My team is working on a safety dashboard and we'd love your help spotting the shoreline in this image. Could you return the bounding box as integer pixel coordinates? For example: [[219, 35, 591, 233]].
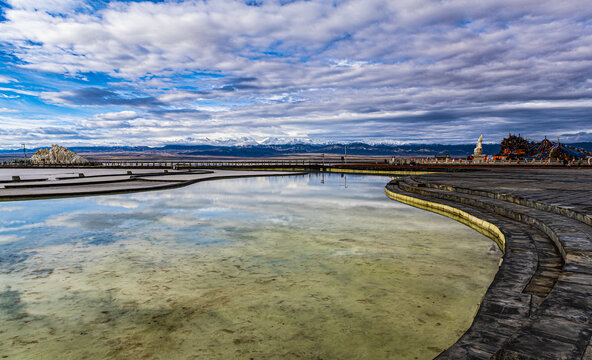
[[387, 169, 592, 359]]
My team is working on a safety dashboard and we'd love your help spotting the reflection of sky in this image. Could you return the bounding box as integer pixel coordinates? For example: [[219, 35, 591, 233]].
[[0, 174, 449, 271], [0, 173, 502, 360]]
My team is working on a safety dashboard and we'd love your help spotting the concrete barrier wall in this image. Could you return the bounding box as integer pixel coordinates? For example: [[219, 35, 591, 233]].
[[385, 186, 506, 252]]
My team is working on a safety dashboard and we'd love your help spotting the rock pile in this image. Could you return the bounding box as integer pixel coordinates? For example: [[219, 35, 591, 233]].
[[30, 145, 88, 164]]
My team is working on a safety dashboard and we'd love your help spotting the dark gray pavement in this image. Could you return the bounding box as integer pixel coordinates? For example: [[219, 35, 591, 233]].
[[387, 168, 592, 359]]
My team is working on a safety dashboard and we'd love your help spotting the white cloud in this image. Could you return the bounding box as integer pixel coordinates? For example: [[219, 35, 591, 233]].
[[0, 206, 24, 212], [0, 234, 22, 244], [0, 75, 16, 83], [94, 198, 141, 209], [157, 91, 200, 103], [493, 100, 592, 110], [7, 0, 82, 12], [0, 87, 39, 96], [93, 110, 139, 121], [3, 0, 586, 80], [0, 107, 19, 113]]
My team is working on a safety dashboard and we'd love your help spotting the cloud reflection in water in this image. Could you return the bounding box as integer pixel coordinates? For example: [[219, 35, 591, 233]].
[[0, 174, 501, 360]]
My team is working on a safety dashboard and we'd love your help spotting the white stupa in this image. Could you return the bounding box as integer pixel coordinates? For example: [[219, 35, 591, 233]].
[[474, 135, 483, 157]]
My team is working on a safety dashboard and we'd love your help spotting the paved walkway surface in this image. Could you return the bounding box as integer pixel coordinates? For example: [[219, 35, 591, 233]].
[[387, 168, 592, 359], [421, 169, 592, 221], [0, 169, 304, 200], [0, 168, 169, 181]]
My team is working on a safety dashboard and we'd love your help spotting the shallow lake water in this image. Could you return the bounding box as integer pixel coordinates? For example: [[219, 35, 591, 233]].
[[0, 173, 501, 360]]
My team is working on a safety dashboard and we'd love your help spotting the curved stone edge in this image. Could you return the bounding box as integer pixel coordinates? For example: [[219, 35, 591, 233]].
[[385, 186, 506, 252], [397, 178, 571, 262], [386, 182, 543, 359], [413, 176, 592, 228], [392, 177, 592, 359], [403, 176, 592, 273]]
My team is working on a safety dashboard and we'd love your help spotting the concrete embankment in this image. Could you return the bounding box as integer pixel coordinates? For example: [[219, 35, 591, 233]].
[[0, 169, 306, 201], [386, 169, 592, 359]]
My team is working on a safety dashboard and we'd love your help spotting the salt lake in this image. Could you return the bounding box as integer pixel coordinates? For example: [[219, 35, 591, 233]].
[[0, 173, 501, 359]]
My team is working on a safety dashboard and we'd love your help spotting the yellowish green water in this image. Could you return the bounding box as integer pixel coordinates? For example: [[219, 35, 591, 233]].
[[0, 174, 501, 359]]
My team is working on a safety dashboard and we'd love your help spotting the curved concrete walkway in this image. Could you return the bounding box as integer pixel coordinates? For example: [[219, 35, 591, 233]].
[[0, 169, 306, 201], [386, 169, 592, 359]]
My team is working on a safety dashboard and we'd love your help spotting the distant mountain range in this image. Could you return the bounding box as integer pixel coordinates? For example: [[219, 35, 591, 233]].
[[2, 142, 592, 158]]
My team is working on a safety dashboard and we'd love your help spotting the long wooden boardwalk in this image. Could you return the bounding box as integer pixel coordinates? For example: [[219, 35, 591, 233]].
[[387, 169, 592, 359]]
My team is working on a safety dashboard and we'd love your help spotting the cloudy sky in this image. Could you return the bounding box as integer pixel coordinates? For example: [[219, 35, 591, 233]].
[[0, 0, 591, 148]]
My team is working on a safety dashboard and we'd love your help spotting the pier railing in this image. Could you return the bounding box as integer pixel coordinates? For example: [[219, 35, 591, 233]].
[[0, 157, 589, 168], [99, 159, 342, 168]]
